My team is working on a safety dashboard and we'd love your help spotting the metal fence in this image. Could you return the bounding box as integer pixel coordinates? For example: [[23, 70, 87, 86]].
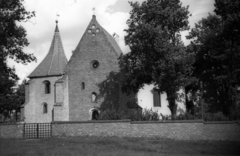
[[23, 123, 52, 138]]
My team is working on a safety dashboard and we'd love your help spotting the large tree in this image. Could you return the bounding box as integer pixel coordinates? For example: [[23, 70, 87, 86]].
[[187, 0, 240, 119], [119, 0, 195, 118], [0, 0, 36, 116]]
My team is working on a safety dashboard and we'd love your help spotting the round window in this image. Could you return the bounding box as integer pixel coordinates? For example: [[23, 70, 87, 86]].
[[90, 60, 99, 69], [96, 29, 100, 33], [88, 29, 92, 33], [92, 25, 96, 29], [92, 33, 96, 37]]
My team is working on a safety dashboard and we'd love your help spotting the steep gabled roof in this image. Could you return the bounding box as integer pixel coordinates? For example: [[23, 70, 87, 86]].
[[101, 24, 122, 56], [28, 22, 68, 78], [76, 15, 122, 56]]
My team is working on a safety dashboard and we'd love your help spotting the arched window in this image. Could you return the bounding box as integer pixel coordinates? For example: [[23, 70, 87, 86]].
[[43, 103, 48, 113], [82, 82, 85, 90], [91, 92, 97, 102], [43, 80, 51, 94]]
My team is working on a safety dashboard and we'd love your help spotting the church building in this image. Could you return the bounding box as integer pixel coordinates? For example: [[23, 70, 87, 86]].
[[22, 14, 186, 123], [22, 15, 131, 123]]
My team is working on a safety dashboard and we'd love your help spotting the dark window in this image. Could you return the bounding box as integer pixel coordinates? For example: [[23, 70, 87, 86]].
[[153, 89, 161, 107], [90, 60, 99, 69], [91, 92, 97, 102], [82, 82, 85, 90], [43, 103, 48, 113], [43, 81, 51, 94]]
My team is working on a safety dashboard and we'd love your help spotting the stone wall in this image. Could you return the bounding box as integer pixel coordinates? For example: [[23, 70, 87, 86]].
[[65, 16, 122, 121], [24, 76, 62, 123], [52, 120, 240, 141], [1, 121, 240, 140], [0, 124, 23, 138]]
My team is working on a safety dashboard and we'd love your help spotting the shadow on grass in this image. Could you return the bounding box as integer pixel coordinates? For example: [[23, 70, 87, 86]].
[[1, 137, 240, 156]]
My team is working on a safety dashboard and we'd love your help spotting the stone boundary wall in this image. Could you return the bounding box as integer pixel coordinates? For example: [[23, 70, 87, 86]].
[[51, 120, 240, 141], [1, 120, 240, 140], [0, 123, 23, 138]]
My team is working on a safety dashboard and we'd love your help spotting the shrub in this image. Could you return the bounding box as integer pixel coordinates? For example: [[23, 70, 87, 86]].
[[98, 109, 126, 120], [127, 109, 159, 121], [204, 112, 229, 121]]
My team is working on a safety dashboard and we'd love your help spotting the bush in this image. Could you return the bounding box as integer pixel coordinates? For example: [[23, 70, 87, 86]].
[[204, 112, 229, 121], [98, 109, 126, 120], [127, 109, 159, 121], [99, 108, 160, 121], [172, 112, 231, 121]]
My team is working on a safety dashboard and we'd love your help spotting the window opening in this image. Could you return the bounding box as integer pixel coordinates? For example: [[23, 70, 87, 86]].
[[43, 103, 48, 113], [90, 60, 99, 69], [91, 92, 97, 102], [153, 89, 161, 107], [43, 81, 51, 94], [82, 82, 85, 90]]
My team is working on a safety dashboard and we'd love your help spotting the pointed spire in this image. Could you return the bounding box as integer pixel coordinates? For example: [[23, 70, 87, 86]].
[[55, 14, 60, 32], [28, 20, 67, 78], [55, 20, 59, 32]]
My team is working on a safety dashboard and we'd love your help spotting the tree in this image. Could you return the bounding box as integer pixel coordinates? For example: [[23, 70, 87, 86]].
[[0, 79, 27, 121], [119, 0, 195, 118], [187, 0, 240, 119], [0, 0, 36, 117]]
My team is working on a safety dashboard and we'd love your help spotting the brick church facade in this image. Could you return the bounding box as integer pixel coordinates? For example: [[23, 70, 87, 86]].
[[22, 15, 136, 123]]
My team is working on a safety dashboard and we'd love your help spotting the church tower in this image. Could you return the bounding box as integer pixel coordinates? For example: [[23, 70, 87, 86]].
[[22, 21, 67, 123], [63, 15, 122, 121]]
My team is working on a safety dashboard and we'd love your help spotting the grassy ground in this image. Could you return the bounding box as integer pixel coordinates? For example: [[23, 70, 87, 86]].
[[0, 136, 240, 156]]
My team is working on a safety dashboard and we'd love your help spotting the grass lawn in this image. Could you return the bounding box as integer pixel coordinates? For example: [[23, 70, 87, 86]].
[[0, 136, 240, 156]]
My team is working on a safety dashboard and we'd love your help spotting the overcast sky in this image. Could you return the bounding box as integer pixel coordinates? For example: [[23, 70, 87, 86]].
[[8, 0, 215, 84]]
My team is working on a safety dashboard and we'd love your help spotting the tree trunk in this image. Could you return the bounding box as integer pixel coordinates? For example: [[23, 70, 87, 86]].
[[166, 91, 177, 119]]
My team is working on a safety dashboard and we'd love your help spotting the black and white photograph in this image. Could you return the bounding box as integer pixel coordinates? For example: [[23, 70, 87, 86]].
[[0, 0, 240, 155]]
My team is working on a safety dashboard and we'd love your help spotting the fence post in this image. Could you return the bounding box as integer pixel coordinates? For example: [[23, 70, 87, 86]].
[[23, 123, 25, 138], [37, 124, 39, 138], [50, 123, 52, 137]]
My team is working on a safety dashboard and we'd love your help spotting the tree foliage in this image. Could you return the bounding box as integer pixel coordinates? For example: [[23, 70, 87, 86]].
[[0, 0, 36, 116], [187, 0, 240, 119], [119, 0, 195, 117], [0, 79, 26, 118]]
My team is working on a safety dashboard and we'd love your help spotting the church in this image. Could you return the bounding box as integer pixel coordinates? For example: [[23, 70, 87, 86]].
[[22, 14, 186, 123], [22, 15, 136, 123]]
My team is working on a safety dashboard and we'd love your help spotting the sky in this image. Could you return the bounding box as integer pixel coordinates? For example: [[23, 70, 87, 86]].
[[8, 0, 215, 84]]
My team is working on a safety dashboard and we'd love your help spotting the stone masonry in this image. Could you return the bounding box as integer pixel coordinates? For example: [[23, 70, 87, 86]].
[[64, 15, 122, 121]]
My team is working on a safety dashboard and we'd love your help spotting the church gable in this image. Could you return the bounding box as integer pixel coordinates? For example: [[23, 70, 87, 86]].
[[65, 15, 123, 121], [65, 15, 121, 73]]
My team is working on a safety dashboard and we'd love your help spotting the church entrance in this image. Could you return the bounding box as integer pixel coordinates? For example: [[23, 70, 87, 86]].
[[92, 110, 99, 120]]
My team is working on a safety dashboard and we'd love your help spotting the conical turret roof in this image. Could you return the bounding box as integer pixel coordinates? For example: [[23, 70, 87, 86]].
[[29, 21, 68, 78]]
